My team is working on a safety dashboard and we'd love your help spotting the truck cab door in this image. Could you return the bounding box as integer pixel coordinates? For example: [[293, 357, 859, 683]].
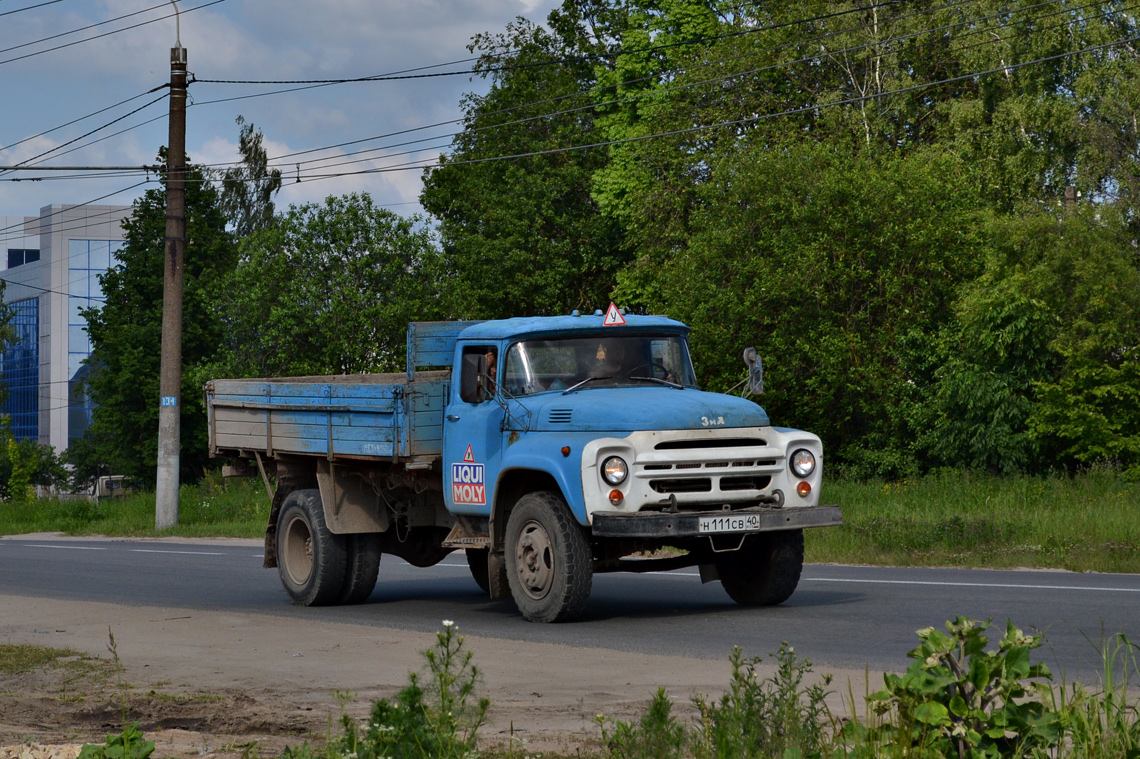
[[443, 343, 505, 516]]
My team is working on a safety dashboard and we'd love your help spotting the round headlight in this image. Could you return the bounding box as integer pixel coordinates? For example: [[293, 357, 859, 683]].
[[601, 456, 628, 485], [790, 449, 816, 478]]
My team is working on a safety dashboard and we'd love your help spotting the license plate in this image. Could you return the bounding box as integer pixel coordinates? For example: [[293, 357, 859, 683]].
[[698, 513, 762, 534]]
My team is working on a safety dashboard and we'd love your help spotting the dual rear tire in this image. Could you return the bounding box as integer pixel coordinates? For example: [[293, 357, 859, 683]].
[[276, 489, 379, 606]]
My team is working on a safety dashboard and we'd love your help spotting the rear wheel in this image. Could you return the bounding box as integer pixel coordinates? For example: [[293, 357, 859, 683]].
[[716, 529, 804, 606], [505, 491, 592, 623], [466, 548, 490, 595], [276, 489, 347, 606], [338, 533, 381, 604]]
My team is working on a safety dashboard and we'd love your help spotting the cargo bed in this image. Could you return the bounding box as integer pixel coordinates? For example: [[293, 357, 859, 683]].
[[205, 371, 450, 464]]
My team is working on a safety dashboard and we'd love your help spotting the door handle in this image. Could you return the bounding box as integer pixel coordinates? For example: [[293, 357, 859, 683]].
[[446, 414, 460, 421]]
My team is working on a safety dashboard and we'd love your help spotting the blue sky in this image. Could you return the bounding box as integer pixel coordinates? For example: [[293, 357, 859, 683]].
[[0, 0, 560, 221]]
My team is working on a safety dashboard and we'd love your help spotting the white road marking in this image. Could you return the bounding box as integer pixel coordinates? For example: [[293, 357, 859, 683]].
[[21, 544, 223, 556], [805, 577, 1140, 593], [131, 549, 226, 556]]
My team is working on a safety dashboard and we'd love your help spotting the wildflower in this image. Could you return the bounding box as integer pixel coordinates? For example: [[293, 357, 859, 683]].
[[442, 619, 455, 627]]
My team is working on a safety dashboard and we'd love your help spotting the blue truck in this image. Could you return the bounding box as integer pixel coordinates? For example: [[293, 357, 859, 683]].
[[205, 312, 841, 622]]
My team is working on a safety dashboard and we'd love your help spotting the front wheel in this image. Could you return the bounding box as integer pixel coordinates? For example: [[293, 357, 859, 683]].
[[716, 529, 804, 606], [505, 491, 592, 623], [276, 489, 348, 606]]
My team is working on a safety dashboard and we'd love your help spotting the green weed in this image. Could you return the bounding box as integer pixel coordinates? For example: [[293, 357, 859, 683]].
[[0, 643, 82, 675], [78, 630, 154, 759], [282, 620, 489, 759]]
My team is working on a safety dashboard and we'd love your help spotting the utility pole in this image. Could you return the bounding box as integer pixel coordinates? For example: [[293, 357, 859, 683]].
[[156, 3, 186, 529]]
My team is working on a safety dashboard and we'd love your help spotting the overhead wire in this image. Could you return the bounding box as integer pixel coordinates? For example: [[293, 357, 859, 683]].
[[181, 0, 985, 173], [0, 86, 167, 155], [192, 0, 910, 86], [15, 0, 1112, 187], [188, 0, 1079, 176], [1, 1, 1126, 203], [0, 0, 66, 18], [280, 32, 1139, 184], [0, 0, 228, 66], [0, 94, 168, 176], [245, 0, 1121, 178], [0, 179, 150, 240]]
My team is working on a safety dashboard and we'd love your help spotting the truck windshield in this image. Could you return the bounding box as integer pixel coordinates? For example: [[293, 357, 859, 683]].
[[502, 334, 697, 396]]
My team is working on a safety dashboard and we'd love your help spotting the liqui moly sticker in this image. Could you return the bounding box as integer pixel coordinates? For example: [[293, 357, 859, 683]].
[[451, 452, 486, 505]]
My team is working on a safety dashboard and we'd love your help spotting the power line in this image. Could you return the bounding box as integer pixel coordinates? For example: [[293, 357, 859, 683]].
[[0, 0, 228, 66], [0, 94, 168, 175], [182, 0, 983, 172], [283, 32, 1139, 184], [255, 0, 1118, 178], [0, 0, 66, 18], [190, 0, 1072, 176], [1, 85, 166, 155], [12, 0, 1113, 191], [2, 1, 1123, 201], [0, 205, 135, 247], [11, 0, 1098, 184], [5, 112, 169, 174], [192, 1, 909, 87], [0, 180, 149, 237]]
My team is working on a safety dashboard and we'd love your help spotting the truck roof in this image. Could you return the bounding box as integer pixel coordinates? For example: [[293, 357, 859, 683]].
[[457, 313, 690, 342]]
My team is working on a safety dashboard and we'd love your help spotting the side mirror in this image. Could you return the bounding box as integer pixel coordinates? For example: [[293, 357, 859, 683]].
[[743, 347, 763, 396]]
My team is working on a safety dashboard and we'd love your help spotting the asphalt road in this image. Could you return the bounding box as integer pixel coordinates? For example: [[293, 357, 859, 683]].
[[3, 536, 1138, 681]]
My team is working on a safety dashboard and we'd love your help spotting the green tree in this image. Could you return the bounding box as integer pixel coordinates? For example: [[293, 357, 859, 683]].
[[81, 151, 235, 486], [420, 10, 625, 318], [0, 416, 69, 500], [218, 116, 282, 239], [210, 193, 444, 378], [914, 210, 1140, 476]]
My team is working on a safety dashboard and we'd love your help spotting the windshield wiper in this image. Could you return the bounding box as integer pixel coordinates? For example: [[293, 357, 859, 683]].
[[629, 375, 684, 389], [562, 376, 611, 395]]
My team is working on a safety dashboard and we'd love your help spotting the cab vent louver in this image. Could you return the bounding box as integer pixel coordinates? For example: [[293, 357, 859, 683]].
[[547, 409, 573, 424]]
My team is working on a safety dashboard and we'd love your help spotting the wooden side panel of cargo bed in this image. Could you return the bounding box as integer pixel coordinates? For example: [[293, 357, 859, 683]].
[[208, 376, 404, 459]]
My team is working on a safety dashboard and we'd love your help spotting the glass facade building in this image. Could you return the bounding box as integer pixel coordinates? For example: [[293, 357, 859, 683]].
[[0, 204, 130, 452], [67, 239, 122, 441], [1, 298, 40, 440]]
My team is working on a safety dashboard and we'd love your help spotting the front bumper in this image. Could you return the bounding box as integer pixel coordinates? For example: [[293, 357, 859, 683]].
[[591, 504, 842, 538]]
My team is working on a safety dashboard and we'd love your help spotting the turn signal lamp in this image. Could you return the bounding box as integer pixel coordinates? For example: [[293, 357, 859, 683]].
[[796, 481, 812, 498], [609, 489, 624, 505], [561, 446, 571, 457]]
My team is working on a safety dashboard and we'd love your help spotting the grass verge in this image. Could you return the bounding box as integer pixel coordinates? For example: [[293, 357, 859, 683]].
[[808, 467, 1140, 573], [0, 472, 269, 538]]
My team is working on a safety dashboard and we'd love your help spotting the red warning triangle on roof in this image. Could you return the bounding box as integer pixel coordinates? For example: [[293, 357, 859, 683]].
[[603, 302, 626, 327], [463, 444, 475, 462]]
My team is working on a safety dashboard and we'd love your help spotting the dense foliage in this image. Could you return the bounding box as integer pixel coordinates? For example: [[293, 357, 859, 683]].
[[420, 0, 1140, 477], [209, 194, 445, 378]]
